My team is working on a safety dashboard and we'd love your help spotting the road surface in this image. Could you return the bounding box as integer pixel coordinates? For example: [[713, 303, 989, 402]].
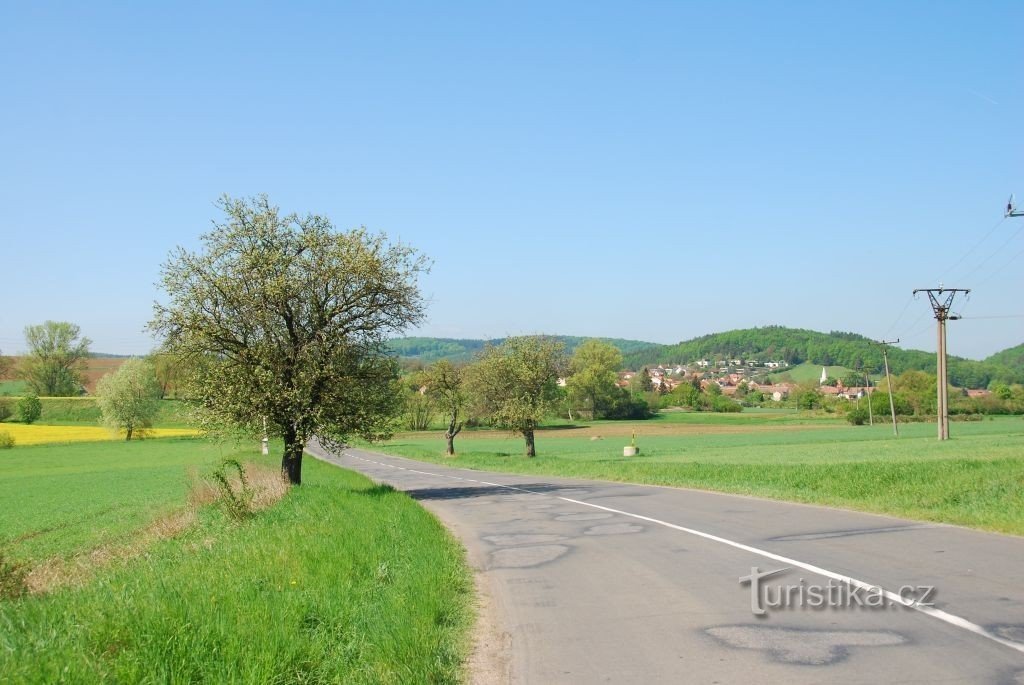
[[308, 442, 1024, 684]]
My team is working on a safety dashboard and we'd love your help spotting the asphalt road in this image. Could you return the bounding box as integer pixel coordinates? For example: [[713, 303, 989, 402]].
[[308, 442, 1024, 684]]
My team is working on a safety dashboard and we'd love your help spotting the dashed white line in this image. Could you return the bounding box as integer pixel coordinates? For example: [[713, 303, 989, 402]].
[[320, 446, 1024, 658]]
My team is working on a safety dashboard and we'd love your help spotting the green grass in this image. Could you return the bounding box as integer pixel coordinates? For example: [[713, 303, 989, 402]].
[[0, 380, 27, 397], [768, 361, 855, 383], [0, 398, 195, 428], [0, 444, 473, 684], [372, 416, 1024, 535], [0, 438, 222, 563]]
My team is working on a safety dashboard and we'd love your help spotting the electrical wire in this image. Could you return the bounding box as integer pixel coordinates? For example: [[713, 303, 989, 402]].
[[939, 216, 1007, 283]]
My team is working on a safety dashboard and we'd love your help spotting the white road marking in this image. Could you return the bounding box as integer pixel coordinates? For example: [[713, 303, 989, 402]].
[[319, 446, 1024, 658]]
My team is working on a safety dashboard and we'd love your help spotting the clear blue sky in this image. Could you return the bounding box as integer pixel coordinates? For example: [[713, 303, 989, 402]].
[[1, 1, 1021, 360]]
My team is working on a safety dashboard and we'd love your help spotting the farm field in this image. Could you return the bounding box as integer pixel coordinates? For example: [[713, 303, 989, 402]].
[[373, 413, 1024, 535], [0, 397, 195, 427], [0, 423, 199, 446], [767, 361, 858, 383], [0, 439, 473, 683]]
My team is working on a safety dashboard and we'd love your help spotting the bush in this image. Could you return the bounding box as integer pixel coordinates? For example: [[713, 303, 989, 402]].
[[211, 458, 254, 521], [847, 406, 869, 426], [0, 399, 11, 421], [604, 390, 652, 419], [0, 432, 13, 449], [17, 395, 41, 424]]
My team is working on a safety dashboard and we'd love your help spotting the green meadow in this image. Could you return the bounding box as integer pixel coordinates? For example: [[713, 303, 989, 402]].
[[0, 440, 473, 684], [374, 414, 1024, 535]]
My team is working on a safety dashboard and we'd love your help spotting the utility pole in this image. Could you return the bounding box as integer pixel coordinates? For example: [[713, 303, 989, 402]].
[[874, 339, 900, 437], [912, 288, 969, 440], [866, 370, 873, 426]]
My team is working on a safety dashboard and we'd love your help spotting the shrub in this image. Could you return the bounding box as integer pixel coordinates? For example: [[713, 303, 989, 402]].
[[17, 395, 41, 424], [0, 432, 13, 449], [0, 399, 11, 421], [211, 458, 254, 521], [847, 405, 870, 426]]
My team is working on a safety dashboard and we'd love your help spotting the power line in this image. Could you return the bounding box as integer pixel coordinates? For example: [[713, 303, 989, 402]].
[[972, 244, 1024, 290], [940, 215, 1007, 282], [956, 217, 1024, 285]]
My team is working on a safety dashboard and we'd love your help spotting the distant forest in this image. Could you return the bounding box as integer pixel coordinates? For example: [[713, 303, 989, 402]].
[[388, 336, 657, 364], [390, 327, 1024, 389]]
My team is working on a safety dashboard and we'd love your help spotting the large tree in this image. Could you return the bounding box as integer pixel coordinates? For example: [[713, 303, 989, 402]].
[[469, 336, 565, 457], [96, 358, 162, 440], [21, 321, 91, 396], [149, 195, 427, 484], [565, 339, 622, 419], [425, 360, 467, 456]]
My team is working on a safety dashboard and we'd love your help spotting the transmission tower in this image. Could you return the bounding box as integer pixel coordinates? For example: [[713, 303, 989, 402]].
[[912, 288, 969, 440]]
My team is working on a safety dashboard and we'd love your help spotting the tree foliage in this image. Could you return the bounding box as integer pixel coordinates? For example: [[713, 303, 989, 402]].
[[565, 339, 622, 419], [17, 394, 41, 424], [424, 360, 468, 455], [96, 358, 163, 440], [149, 195, 427, 484], [21, 321, 91, 396], [468, 336, 566, 457], [402, 371, 435, 431]]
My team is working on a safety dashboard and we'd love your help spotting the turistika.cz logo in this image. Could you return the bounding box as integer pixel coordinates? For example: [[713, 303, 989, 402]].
[[739, 567, 936, 617]]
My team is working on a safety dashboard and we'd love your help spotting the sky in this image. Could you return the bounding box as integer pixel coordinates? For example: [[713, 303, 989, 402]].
[[1, 1, 1021, 360]]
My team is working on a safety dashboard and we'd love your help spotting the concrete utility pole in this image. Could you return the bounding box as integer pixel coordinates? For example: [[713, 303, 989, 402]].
[[912, 289, 969, 440], [874, 339, 900, 437]]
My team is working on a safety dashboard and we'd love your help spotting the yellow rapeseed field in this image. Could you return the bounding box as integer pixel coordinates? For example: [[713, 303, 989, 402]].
[[0, 424, 201, 446]]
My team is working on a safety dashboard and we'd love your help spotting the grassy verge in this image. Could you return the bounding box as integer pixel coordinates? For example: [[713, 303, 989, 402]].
[[1, 444, 474, 683], [373, 416, 1024, 535]]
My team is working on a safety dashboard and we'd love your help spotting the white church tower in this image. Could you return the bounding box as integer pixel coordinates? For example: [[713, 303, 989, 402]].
[[820, 367, 828, 385]]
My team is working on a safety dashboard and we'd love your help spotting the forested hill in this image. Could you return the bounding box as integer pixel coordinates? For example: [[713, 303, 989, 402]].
[[986, 343, 1024, 371], [389, 336, 658, 364], [618, 326, 1023, 388]]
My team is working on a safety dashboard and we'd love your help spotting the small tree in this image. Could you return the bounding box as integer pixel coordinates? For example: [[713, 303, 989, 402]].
[[469, 336, 565, 457], [403, 371, 435, 431], [17, 395, 42, 424], [96, 358, 163, 440], [425, 360, 467, 456], [21, 321, 91, 396], [630, 367, 653, 394], [565, 339, 622, 420]]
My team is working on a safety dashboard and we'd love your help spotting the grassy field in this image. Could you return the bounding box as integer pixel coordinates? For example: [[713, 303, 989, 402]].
[[0, 424, 200, 446], [0, 439, 223, 563], [0, 397, 195, 427], [0, 380, 28, 396], [767, 361, 856, 383], [372, 414, 1024, 535], [0, 440, 473, 683]]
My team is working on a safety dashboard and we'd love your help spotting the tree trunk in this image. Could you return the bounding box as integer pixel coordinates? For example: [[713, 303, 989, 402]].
[[445, 416, 462, 456], [125, 425, 133, 441], [281, 426, 304, 485], [523, 428, 536, 457]]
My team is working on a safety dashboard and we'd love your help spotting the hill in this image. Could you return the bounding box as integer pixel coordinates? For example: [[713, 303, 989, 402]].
[[619, 326, 1023, 389], [389, 336, 658, 364], [986, 343, 1024, 371]]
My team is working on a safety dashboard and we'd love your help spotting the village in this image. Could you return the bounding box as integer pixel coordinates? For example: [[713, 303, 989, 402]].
[[617, 360, 875, 402]]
